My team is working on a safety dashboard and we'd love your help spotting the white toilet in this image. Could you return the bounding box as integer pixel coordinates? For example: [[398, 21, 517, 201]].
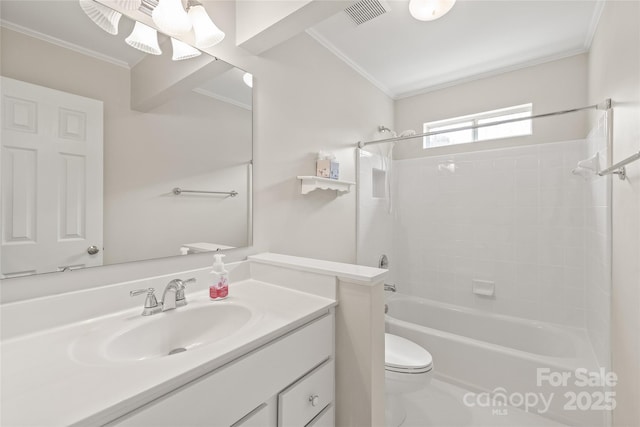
[[385, 333, 433, 427]]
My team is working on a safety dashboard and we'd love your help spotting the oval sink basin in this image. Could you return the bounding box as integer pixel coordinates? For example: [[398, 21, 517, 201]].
[[71, 303, 254, 364]]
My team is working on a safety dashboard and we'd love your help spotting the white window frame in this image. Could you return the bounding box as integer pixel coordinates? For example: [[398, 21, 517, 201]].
[[423, 103, 533, 149]]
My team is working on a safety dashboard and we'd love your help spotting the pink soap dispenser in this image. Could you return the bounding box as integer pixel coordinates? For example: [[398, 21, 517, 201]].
[[209, 253, 229, 300]]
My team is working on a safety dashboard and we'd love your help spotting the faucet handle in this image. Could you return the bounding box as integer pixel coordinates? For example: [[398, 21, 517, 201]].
[[176, 278, 196, 307], [130, 288, 161, 316], [130, 287, 157, 301]]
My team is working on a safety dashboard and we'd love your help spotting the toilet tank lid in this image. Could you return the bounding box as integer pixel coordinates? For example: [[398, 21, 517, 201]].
[[385, 333, 433, 370]]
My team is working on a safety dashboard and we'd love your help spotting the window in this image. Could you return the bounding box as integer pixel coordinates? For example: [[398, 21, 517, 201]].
[[423, 104, 533, 149]]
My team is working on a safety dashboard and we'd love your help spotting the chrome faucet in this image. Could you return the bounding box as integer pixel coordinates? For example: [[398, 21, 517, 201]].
[[161, 278, 196, 311], [130, 278, 196, 316], [384, 283, 396, 292]]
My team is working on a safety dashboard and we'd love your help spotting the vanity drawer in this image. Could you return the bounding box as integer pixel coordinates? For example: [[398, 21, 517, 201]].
[[231, 402, 274, 427], [307, 404, 334, 427], [278, 359, 334, 427]]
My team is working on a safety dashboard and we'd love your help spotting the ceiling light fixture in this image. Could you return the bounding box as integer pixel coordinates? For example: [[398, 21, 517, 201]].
[[114, 0, 142, 10], [187, 0, 225, 49], [408, 0, 456, 21], [152, 0, 192, 36], [242, 72, 253, 88], [171, 37, 202, 60], [79, 0, 122, 35], [125, 21, 162, 55], [79, 0, 224, 61]]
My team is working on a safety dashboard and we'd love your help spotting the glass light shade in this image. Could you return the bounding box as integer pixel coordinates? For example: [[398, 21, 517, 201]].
[[125, 22, 162, 55], [408, 0, 456, 21], [171, 38, 201, 61], [152, 0, 192, 36], [242, 72, 253, 88], [113, 0, 142, 10], [188, 4, 225, 48], [78, 0, 122, 35]]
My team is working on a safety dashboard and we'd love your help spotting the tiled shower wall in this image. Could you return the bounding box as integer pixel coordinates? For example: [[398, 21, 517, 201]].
[[388, 139, 609, 329], [584, 118, 612, 367]]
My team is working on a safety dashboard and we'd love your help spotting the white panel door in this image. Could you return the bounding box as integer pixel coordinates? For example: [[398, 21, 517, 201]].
[[1, 77, 103, 277]]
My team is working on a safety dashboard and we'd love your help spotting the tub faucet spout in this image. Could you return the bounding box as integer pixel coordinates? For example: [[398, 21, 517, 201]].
[[384, 283, 396, 292]]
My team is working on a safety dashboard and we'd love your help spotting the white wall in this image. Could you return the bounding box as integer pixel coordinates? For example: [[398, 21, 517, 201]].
[[394, 54, 588, 160], [587, 1, 640, 425]]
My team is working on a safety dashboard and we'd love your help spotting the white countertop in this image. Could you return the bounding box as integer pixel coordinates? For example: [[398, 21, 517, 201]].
[[248, 253, 387, 284], [1, 280, 336, 426]]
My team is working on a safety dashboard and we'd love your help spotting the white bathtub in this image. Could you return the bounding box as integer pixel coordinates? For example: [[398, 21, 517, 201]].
[[385, 293, 609, 426]]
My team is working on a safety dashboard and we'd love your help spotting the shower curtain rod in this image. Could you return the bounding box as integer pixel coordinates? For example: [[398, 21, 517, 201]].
[[357, 99, 612, 148]]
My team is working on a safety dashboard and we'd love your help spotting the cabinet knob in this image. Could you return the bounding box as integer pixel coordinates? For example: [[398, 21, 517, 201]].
[[309, 394, 320, 407]]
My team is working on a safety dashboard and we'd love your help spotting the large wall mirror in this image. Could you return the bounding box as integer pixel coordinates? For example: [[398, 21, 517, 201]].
[[0, 1, 253, 279]]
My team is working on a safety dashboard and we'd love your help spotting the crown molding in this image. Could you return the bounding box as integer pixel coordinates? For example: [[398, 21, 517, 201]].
[[583, 0, 606, 50], [1, 20, 130, 69], [306, 27, 395, 99]]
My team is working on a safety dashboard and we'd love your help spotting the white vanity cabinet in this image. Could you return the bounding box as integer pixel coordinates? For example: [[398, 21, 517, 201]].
[[109, 312, 335, 427]]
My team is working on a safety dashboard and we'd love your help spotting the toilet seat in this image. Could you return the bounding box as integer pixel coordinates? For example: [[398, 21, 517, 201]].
[[385, 333, 433, 374]]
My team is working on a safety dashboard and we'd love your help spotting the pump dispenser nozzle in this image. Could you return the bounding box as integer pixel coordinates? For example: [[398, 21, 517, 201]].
[[213, 253, 226, 272]]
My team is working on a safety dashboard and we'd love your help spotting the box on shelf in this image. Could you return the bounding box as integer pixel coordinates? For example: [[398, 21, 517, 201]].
[[317, 157, 339, 180]]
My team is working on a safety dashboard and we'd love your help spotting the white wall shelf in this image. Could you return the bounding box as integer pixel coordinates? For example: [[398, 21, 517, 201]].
[[297, 176, 355, 195]]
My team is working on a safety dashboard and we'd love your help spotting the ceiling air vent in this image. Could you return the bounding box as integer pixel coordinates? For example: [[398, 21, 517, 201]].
[[344, 0, 389, 26]]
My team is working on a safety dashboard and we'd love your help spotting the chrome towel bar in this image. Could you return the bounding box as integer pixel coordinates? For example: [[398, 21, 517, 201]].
[[172, 187, 238, 197]]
